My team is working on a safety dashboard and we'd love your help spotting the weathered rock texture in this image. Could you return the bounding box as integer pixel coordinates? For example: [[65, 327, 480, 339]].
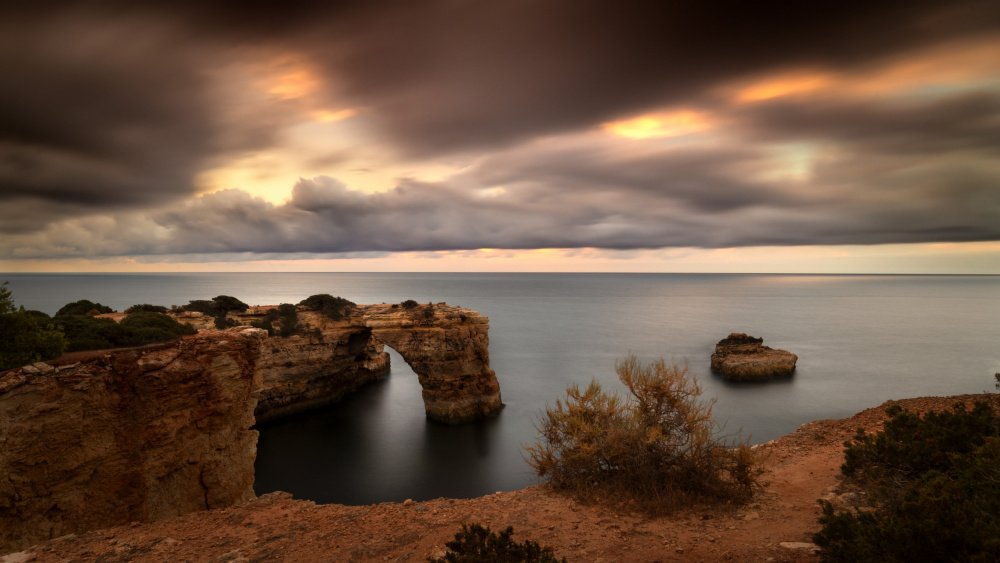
[[710, 333, 797, 381], [361, 304, 503, 424], [236, 304, 502, 424], [0, 328, 266, 554], [253, 326, 389, 424]]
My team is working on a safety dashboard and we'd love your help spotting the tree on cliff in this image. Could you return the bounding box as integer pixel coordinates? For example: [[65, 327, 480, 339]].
[[0, 282, 67, 370]]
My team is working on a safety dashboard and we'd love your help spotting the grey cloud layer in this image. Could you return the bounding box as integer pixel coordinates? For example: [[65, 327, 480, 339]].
[[6, 108, 1000, 259], [2, 1, 999, 255]]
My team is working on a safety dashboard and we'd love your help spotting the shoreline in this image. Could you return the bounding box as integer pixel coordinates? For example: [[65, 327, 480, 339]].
[[7, 393, 996, 563]]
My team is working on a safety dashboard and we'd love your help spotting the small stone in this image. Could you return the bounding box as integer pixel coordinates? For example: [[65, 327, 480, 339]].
[[403, 499, 414, 506], [31, 362, 56, 374], [779, 541, 820, 551]]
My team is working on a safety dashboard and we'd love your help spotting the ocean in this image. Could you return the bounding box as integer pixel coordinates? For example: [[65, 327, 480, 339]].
[[4, 272, 998, 505]]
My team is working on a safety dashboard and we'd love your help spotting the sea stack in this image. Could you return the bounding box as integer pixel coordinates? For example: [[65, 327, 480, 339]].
[[710, 333, 797, 381]]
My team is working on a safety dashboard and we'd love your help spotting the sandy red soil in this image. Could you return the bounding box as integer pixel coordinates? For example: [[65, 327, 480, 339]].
[[5, 394, 994, 563]]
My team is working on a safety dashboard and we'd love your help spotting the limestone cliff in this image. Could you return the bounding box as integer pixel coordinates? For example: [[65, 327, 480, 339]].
[[0, 328, 266, 553], [226, 303, 502, 424], [253, 326, 389, 424], [710, 333, 797, 381], [360, 304, 503, 424]]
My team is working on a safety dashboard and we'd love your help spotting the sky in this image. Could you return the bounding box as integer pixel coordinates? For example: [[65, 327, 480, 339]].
[[2, 1, 999, 273]]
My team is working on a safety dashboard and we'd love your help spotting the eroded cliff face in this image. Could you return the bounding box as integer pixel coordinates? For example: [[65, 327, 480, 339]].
[[254, 325, 389, 424], [360, 304, 503, 424], [0, 328, 266, 554], [233, 304, 502, 425]]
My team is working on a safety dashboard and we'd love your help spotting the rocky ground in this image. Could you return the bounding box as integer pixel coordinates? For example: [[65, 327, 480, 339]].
[[4, 394, 995, 563]]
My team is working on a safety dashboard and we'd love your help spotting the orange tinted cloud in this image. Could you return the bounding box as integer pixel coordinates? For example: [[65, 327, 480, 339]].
[[732, 38, 1000, 103], [736, 72, 833, 102], [603, 110, 710, 139]]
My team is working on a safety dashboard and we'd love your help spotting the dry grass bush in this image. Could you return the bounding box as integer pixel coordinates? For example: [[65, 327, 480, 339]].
[[525, 355, 765, 515]]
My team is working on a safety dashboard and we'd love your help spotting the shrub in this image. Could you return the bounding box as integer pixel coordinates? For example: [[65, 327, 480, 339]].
[[211, 295, 249, 312], [121, 313, 195, 346], [56, 315, 129, 352], [275, 303, 300, 337], [401, 299, 419, 309], [182, 299, 221, 316], [55, 299, 114, 317], [214, 315, 239, 329], [249, 318, 275, 336], [813, 399, 1000, 562], [428, 523, 565, 563], [125, 304, 168, 314], [181, 295, 249, 317], [0, 283, 67, 370], [525, 355, 764, 515], [298, 294, 356, 320]]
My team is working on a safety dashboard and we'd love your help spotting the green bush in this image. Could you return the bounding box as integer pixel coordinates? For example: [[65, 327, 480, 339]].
[[54, 310, 196, 352], [401, 299, 419, 309], [56, 315, 129, 352], [249, 318, 275, 336], [181, 295, 248, 317], [275, 303, 300, 337], [298, 294, 356, 320], [427, 523, 564, 563], [525, 355, 764, 515], [214, 315, 239, 329], [125, 304, 169, 314], [0, 283, 67, 370], [120, 311, 197, 344], [55, 299, 114, 317], [813, 399, 1000, 562]]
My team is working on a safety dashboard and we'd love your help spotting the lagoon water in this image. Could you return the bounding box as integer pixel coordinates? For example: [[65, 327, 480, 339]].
[[4, 273, 999, 505]]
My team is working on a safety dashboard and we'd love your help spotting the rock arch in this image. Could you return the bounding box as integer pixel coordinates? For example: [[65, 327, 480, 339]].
[[366, 312, 503, 424]]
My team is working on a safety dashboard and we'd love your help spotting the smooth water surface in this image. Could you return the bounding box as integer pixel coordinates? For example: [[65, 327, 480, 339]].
[[5, 273, 999, 504]]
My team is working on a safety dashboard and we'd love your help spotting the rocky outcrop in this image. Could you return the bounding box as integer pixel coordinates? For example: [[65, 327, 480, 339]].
[[0, 328, 266, 554], [254, 327, 389, 424], [361, 304, 503, 424], [710, 333, 797, 381], [232, 303, 502, 425]]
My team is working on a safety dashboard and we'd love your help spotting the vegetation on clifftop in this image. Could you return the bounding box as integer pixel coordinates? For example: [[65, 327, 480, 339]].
[[298, 294, 356, 321], [526, 355, 764, 515], [813, 398, 1000, 562], [0, 282, 67, 370], [428, 523, 565, 563]]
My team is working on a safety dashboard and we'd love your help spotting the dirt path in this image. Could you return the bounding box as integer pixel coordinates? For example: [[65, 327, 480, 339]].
[[6, 394, 994, 563]]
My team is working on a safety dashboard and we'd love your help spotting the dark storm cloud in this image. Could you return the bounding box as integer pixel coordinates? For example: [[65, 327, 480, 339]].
[[2, 0, 1000, 255], [6, 121, 999, 259], [0, 5, 295, 234], [295, 0, 1000, 156]]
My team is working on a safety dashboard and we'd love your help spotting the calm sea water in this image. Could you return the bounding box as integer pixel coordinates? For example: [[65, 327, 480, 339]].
[[4, 273, 999, 504]]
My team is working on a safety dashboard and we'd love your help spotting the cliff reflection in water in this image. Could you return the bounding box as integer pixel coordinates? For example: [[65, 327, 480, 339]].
[[254, 348, 519, 505]]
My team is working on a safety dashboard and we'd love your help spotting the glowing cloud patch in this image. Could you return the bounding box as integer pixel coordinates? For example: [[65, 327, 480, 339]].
[[313, 108, 357, 122], [603, 110, 710, 139], [736, 72, 833, 102]]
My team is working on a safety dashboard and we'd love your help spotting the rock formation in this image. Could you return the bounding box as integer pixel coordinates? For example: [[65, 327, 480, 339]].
[[233, 303, 503, 425], [360, 304, 503, 424], [710, 333, 797, 381], [253, 327, 389, 424], [0, 328, 266, 553]]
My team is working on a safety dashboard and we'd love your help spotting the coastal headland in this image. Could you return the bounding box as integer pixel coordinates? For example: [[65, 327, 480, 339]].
[[6, 394, 994, 562], [0, 302, 502, 553]]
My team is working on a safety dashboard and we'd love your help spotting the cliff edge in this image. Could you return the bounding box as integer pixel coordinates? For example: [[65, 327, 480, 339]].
[[0, 328, 266, 553]]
